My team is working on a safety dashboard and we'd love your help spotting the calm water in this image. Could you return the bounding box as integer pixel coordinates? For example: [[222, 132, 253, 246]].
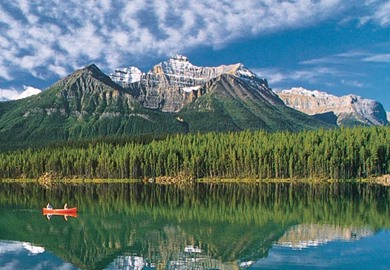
[[0, 182, 389, 270]]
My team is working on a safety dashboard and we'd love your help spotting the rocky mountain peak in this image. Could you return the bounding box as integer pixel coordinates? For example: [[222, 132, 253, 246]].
[[150, 55, 258, 82], [277, 87, 388, 126], [59, 64, 123, 93], [110, 56, 269, 112], [111, 55, 260, 87], [85, 63, 101, 73], [110, 66, 144, 85]]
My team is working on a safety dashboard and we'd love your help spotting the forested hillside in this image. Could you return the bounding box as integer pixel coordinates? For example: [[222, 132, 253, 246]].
[[0, 126, 388, 181], [0, 62, 332, 151]]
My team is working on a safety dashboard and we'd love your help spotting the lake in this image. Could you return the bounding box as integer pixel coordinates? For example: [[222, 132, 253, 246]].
[[0, 182, 389, 269]]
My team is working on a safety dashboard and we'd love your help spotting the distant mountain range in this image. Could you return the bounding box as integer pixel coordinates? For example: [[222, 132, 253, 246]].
[[0, 56, 329, 150], [111, 56, 388, 127], [0, 55, 388, 150], [277, 87, 388, 126]]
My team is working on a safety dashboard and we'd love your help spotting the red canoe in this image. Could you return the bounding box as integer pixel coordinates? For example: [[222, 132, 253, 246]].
[[42, 207, 77, 215]]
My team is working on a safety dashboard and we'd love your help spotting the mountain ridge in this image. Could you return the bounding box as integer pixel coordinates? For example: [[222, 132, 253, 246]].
[[0, 59, 332, 150], [0, 64, 188, 150], [179, 74, 325, 132], [110, 55, 273, 112], [277, 87, 388, 126]]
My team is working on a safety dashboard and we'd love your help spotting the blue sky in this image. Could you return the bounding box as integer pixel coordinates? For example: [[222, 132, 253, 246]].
[[0, 1, 389, 110]]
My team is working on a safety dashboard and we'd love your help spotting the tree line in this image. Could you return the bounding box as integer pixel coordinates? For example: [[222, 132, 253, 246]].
[[0, 126, 389, 180]]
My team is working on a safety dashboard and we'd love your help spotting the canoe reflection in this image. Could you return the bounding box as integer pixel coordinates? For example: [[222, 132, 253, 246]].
[[44, 212, 77, 221]]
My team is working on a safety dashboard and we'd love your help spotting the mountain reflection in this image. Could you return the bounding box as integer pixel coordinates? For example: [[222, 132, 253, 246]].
[[108, 249, 240, 270], [276, 224, 374, 250], [0, 240, 44, 255], [0, 182, 389, 269]]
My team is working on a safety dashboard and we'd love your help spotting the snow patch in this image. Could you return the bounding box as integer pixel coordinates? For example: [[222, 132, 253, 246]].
[[171, 54, 189, 62], [111, 66, 144, 84], [235, 64, 256, 78], [184, 245, 202, 253], [280, 87, 337, 99], [183, 86, 201, 92], [111, 55, 261, 88]]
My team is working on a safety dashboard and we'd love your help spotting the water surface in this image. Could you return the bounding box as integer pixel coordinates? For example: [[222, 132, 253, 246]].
[[0, 182, 389, 269]]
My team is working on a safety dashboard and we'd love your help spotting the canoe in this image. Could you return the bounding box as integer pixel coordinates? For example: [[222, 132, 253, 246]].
[[42, 207, 77, 215]]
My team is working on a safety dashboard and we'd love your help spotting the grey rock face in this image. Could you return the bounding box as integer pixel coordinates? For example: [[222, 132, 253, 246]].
[[53, 64, 136, 118], [277, 87, 388, 126], [110, 55, 273, 112]]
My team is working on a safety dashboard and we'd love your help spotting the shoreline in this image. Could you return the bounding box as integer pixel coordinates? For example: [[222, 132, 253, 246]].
[[0, 175, 389, 186]]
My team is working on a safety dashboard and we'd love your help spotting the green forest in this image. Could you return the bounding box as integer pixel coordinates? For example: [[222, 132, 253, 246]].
[[0, 126, 389, 181]]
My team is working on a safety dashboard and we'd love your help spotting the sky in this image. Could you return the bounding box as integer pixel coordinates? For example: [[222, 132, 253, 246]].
[[0, 0, 389, 110]]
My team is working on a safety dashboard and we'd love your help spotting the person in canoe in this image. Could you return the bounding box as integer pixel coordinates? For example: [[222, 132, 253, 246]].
[[63, 203, 70, 221], [46, 203, 53, 220]]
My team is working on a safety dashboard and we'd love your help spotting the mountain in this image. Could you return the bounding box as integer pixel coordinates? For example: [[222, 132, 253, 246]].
[[277, 87, 388, 126], [178, 74, 326, 132], [0, 64, 187, 150], [0, 58, 331, 150], [111, 55, 330, 132], [111, 54, 267, 112]]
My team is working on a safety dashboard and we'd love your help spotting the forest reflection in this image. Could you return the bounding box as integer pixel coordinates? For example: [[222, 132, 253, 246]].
[[0, 182, 389, 269]]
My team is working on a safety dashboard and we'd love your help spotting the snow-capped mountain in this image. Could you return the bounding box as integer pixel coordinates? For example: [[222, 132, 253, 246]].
[[0, 61, 330, 150], [148, 54, 258, 82], [276, 224, 373, 250], [111, 55, 259, 86], [110, 55, 279, 112], [277, 87, 388, 126], [110, 66, 144, 84]]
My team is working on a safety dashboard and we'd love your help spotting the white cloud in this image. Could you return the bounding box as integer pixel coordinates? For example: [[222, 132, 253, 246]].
[[354, 0, 390, 27], [0, 66, 13, 81], [0, 0, 348, 81], [363, 53, 390, 62], [301, 50, 373, 66], [0, 89, 19, 101], [255, 66, 344, 87], [373, 1, 390, 26], [341, 79, 365, 88], [254, 68, 288, 85], [0, 85, 41, 101], [0, 0, 388, 83], [301, 44, 390, 68], [16, 85, 41, 100]]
